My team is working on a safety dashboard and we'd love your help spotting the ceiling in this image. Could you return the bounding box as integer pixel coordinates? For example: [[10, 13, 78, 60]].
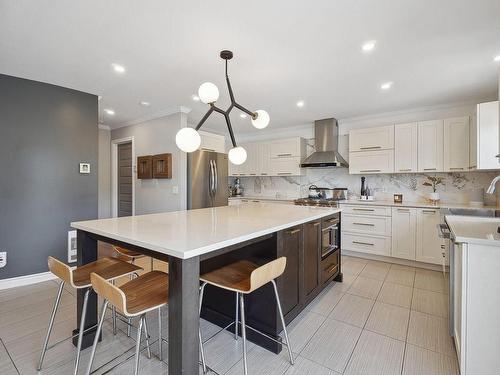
[[1, 0, 499, 135]]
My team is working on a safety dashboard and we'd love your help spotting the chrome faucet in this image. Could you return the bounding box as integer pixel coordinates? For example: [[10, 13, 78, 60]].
[[486, 175, 500, 194]]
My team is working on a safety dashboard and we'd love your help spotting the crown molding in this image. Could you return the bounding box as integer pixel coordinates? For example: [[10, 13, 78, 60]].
[[114, 106, 192, 129], [98, 124, 111, 131]]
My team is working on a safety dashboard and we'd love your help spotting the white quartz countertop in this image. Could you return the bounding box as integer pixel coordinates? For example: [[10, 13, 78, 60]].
[[340, 199, 498, 210], [228, 196, 295, 202], [72, 203, 340, 259], [445, 215, 500, 246]]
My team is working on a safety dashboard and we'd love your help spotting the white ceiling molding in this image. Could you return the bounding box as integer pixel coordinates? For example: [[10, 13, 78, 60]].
[[117, 106, 192, 129], [98, 124, 111, 131]]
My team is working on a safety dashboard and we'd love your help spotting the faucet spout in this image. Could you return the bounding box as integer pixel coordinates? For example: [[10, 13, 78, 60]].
[[486, 175, 500, 194]]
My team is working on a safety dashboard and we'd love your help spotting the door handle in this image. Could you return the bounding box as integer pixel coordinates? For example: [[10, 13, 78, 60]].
[[210, 160, 215, 195], [213, 160, 218, 194]]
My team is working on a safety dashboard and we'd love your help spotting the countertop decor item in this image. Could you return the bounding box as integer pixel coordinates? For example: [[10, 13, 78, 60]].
[[394, 194, 403, 203], [423, 175, 444, 203], [175, 50, 270, 165]]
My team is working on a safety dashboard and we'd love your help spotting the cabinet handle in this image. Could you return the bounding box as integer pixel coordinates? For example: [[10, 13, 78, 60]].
[[326, 218, 339, 223], [399, 168, 412, 172], [311, 222, 320, 227], [449, 167, 464, 170], [352, 241, 374, 246], [353, 222, 375, 226], [469, 165, 477, 169], [422, 210, 436, 214], [252, 200, 260, 202], [360, 169, 381, 172], [260, 173, 268, 175], [353, 208, 375, 212], [201, 148, 215, 152], [277, 153, 292, 157], [423, 168, 436, 171], [249, 173, 257, 176], [286, 228, 301, 235], [325, 264, 339, 274], [277, 172, 292, 175], [397, 208, 410, 212], [360, 146, 382, 150]]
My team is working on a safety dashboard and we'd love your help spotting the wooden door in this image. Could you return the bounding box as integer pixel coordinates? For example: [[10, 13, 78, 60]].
[[391, 207, 417, 260], [303, 220, 321, 302], [349, 125, 394, 152], [394, 123, 418, 173], [417, 120, 444, 172], [117, 142, 133, 217]]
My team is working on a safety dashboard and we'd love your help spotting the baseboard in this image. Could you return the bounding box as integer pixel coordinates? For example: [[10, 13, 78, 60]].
[[343, 250, 448, 273], [0, 271, 58, 290]]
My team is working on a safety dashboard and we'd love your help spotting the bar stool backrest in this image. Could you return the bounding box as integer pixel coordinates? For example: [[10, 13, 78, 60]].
[[249, 257, 287, 292], [90, 272, 128, 316], [48, 256, 74, 286]]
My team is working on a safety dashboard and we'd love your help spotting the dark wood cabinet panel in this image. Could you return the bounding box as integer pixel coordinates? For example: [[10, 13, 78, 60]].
[[137, 155, 153, 179], [152, 153, 172, 179], [303, 220, 321, 303], [277, 225, 302, 318]]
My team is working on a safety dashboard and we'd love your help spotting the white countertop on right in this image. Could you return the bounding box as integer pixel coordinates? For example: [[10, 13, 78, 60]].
[[445, 215, 500, 246], [340, 199, 498, 210]]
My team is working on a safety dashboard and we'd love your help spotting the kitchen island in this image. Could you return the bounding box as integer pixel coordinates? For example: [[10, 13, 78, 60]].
[[71, 203, 342, 374]]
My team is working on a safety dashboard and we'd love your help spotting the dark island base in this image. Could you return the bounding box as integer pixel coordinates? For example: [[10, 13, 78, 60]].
[[200, 214, 342, 354]]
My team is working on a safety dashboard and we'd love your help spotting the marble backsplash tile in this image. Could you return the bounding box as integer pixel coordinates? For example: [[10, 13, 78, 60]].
[[232, 169, 499, 205]]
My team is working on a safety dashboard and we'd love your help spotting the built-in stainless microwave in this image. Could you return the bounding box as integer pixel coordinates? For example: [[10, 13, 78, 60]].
[[321, 217, 340, 259]]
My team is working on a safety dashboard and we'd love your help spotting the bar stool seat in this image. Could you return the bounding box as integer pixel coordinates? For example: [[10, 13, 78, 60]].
[[86, 271, 170, 375], [113, 245, 147, 260], [199, 257, 294, 375], [38, 256, 142, 375]]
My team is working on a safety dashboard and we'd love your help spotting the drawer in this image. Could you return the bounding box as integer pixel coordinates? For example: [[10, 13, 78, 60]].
[[343, 214, 391, 236], [342, 233, 391, 256], [321, 249, 339, 284], [340, 204, 392, 217]]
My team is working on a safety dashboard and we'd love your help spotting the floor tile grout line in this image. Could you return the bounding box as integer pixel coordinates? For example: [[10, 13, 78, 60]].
[[400, 277, 416, 375], [0, 337, 20, 375]]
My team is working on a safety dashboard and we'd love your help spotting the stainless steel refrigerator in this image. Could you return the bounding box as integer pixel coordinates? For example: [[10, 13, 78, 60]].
[[187, 150, 229, 209]]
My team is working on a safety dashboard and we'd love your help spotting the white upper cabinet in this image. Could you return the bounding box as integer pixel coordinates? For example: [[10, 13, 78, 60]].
[[258, 143, 271, 176], [470, 101, 500, 170], [394, 123, 418, 173], [444, 117, 469, 172], [349, 125, 394, 152], [391, 207, 417, 260], [199, 130, 225, 153], [269, 138, 306, 158], [417, 120, 444, 173], [348, 149, 394, 174]]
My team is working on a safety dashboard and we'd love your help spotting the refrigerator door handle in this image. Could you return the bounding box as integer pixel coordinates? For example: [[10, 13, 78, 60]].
[[214, 160, 218, 194], [209, 160, 214, 196]]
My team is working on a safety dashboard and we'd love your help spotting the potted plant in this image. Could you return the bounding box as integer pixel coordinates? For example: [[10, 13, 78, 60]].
[[423, 175, 444, 202]]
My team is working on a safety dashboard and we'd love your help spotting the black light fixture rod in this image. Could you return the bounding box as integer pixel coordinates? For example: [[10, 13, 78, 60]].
[[234, 103, 256, 118], [226, 76, 235, 103], [224, 113, 237, 147], [195, 106, 214, 130]]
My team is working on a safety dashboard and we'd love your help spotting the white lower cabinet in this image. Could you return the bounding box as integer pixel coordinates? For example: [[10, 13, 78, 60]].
[[391, 207, 417, 260], [416, 208, 447, 265], [342, 233, 391, 256]]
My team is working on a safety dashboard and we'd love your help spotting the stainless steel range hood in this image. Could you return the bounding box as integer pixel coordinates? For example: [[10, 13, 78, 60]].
[[300, 118, 348, 168]]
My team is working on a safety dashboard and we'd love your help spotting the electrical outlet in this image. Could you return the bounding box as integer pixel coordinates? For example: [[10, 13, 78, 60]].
[[68, 231, 77, 263], [0, 252, 6, 268]]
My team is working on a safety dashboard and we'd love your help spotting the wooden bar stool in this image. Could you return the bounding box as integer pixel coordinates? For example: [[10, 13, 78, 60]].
[[85, 270, 169, 375], [199, 257, 294, 375], [38, 256, 142, 375]]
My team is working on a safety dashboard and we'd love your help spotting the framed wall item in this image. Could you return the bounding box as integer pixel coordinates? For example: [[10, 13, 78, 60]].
[[152, 153, 172, 179], [79, 163, 90, 174], [137, 155, 153, 179], [394, 194, 403, 203]]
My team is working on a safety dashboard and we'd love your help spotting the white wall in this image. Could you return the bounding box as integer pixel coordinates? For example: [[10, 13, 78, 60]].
[[98, 126, 111, 218], [111, 112, 187, 215]]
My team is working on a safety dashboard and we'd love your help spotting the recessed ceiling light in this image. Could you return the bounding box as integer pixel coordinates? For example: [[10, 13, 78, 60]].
[[139, 101, 151, 107], [111, 63, 126, 73], [494, 55, 500, 62], [296, 100, 305, 108], [362, 40, 377, 52], [380, 81, 394, 90], [240, 113, 247, 118], [104, 109, 115, 115], [192, 94, 200, 102]]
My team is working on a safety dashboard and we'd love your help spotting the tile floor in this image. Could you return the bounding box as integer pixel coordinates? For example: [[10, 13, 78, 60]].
[[0, 256, 459, 374]]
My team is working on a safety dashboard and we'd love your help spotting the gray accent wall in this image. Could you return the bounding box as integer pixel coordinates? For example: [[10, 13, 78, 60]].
[[0, 74, 98, 279]]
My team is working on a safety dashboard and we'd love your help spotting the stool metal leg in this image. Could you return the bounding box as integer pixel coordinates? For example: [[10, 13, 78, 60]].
[[199, 283, 207, 374], [134, 315, 144, 375], [158, 307, 163, 361], [73, 288, 90, 375], [239, 294, 248, 375], [37, 280, 65, 370], [143, 315, 152, 359], [271, 280, 294, 365], [85, 300, 109, 375], [234, 292, 239, 340], [111, 280, 117, 335]]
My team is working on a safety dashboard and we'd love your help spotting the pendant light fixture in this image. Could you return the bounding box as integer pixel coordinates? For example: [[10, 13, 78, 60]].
[[176, 50, 270, 165]]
